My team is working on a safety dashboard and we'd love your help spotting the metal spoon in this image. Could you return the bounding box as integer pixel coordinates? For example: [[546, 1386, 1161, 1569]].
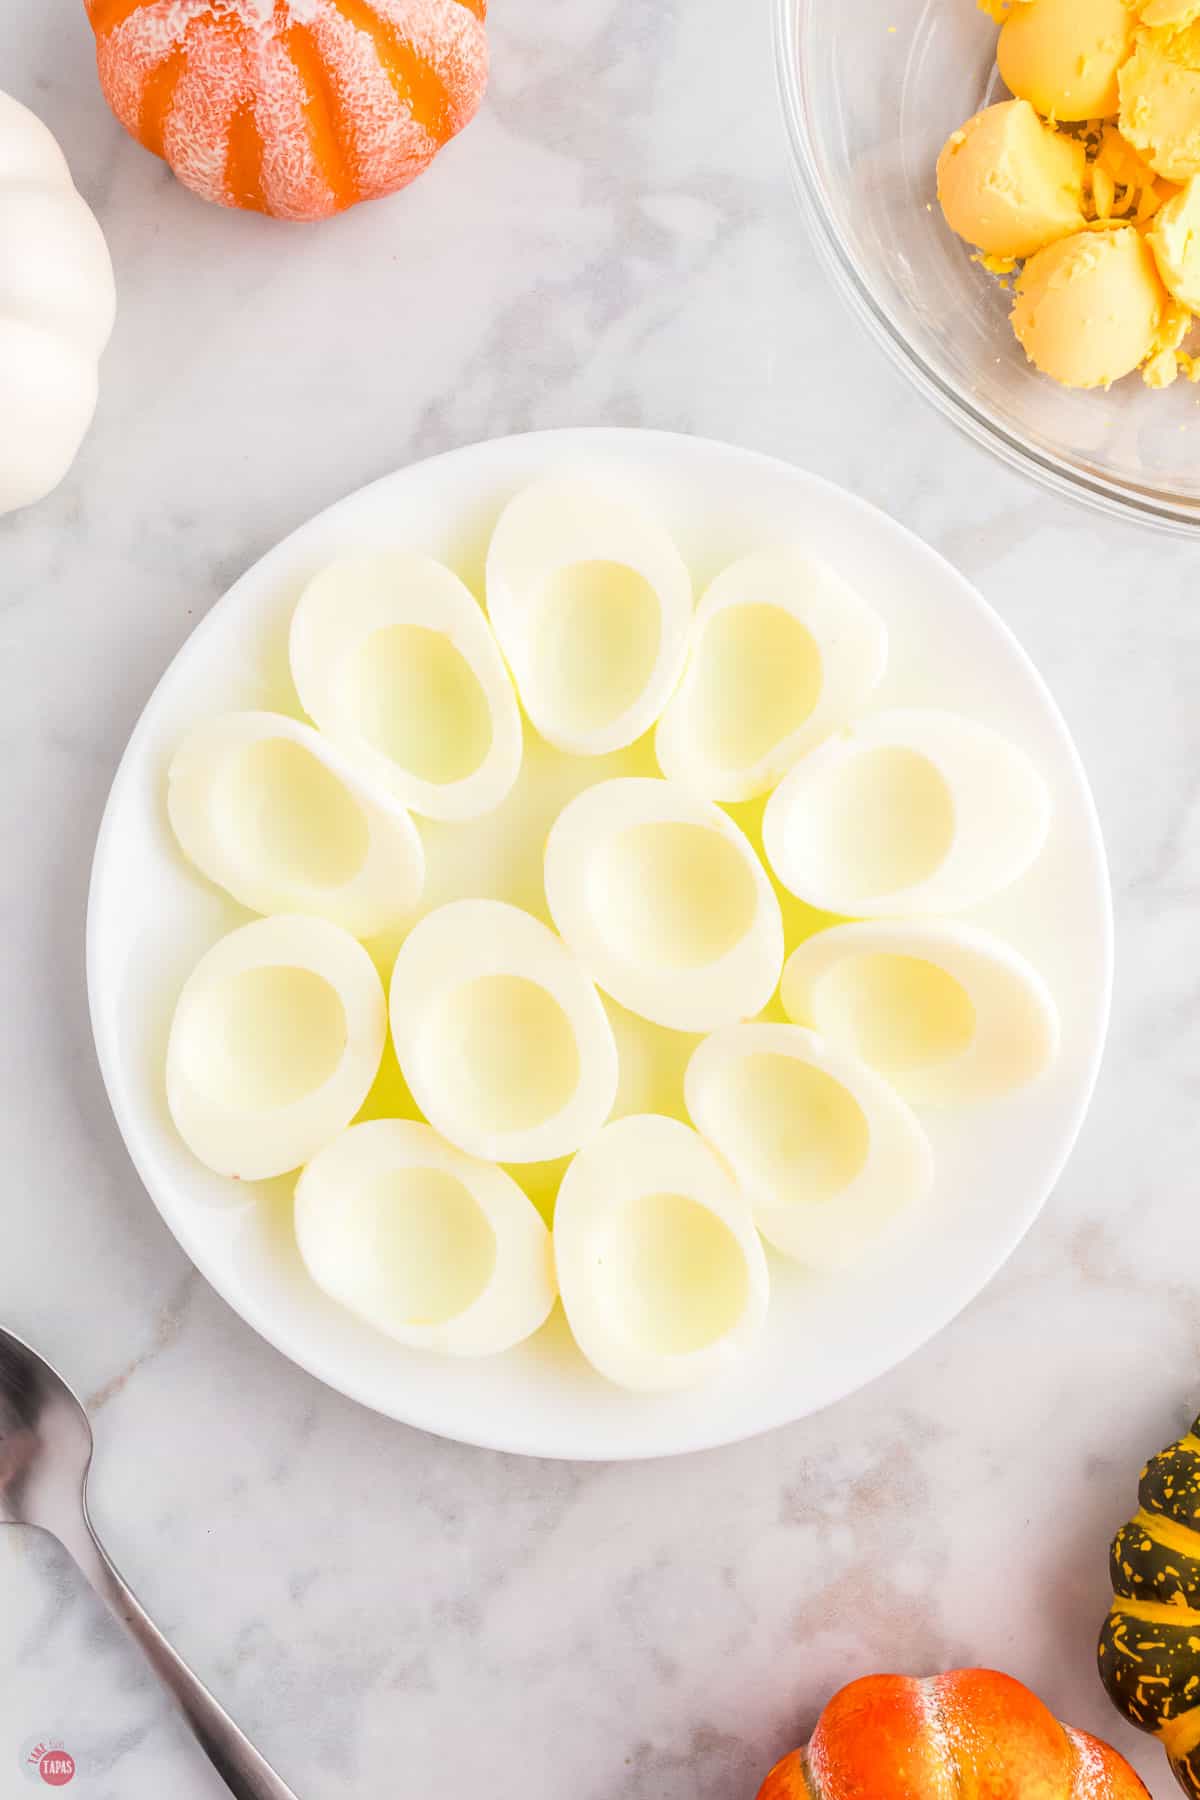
[[0, 1325, 300, 1800]]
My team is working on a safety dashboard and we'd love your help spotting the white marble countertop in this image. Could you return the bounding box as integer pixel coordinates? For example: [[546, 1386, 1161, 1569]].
[[3, 3, 1199, 1796]]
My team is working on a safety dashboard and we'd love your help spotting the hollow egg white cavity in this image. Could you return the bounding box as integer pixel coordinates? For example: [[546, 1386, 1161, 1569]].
[[485, 476, 693, 754], [685, 1023, 933, 1271], [781, 920, 1059, 1106], [763, 709, 1050, 916], [168, 711, 425, 936], [656, 549, 888, 801], [544, 777, 784, 1033], [295, 1120, 556, 1356], [389, 899, 618, 1164], [554, 1114, 769, 1392], [166, 915, 387, 1181], [289, 552, 522, 821]]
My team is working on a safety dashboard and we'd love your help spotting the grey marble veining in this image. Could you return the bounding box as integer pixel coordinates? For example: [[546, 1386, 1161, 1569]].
[[2, 2, 1198, 1795]]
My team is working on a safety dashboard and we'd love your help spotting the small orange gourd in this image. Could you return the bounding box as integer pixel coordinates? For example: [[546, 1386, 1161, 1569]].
[[758, 1669, 1148, 1799], [83, 0, 488, 221]]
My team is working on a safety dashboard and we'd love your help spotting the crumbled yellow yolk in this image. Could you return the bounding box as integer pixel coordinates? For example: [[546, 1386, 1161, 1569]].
[[939, 0, 1200, 393], [1119, 22, 1200, 182]]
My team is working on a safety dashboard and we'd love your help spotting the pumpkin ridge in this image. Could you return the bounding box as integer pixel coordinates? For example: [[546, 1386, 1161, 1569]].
[[330, 0, 454, 140], [86, 0, 152, 37], [224, 96, 268, 211], [918, 1672, 964, 1792], [1100, 1598, 1200, 1739], [1162, 1708, 1200, 1762], [1135, 1425, 1200, 1532], [201, 10, 268, 214], [281, 17, 356, 213], [1130, 1504, 1200, 1560], [756, 1749, 812, 1798], [796, 1747, 823, 1799], [1108, 1595, 1200, 1626], [1063, 1726, 1113, 1799], [137, 37, 192, 160], [1110, 1507, 1200, 1612]]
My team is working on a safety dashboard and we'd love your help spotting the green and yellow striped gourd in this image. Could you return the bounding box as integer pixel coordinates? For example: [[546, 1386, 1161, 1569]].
[[1100, 1414, 1200, 1797]]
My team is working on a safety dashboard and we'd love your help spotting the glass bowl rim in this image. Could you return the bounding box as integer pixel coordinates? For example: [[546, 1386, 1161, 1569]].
[[773, 0, 1200, 536]]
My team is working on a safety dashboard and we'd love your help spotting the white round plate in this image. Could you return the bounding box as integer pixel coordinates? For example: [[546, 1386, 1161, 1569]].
[[87, 430, 1112, 1461]]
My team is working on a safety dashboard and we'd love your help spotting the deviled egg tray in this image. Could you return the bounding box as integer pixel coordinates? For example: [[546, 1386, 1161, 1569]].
[[88, 431, 1110, 1457]]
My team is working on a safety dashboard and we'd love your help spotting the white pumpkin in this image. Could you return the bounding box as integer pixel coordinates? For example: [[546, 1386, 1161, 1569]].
[[0, 92, 116, 516]]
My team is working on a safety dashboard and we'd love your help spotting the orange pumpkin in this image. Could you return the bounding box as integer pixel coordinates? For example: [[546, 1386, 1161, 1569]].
[[83, 0, 488, 221], [758, 1670, 1149, 1799]]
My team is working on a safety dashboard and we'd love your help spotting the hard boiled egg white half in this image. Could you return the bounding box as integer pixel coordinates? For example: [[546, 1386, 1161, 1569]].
[[656, 549, 888, 802], [168, 711, 424, 937], [554, 1114, 769, 1392], [295, 1120, 556, 1356], [289, 552, 523, 822], [486, 476, 693, 755], [389, 899, 619, 1164], [166, 915, 387, 1181], [781, 920, 1060, 1106], [544, 777, 784, 1033], [763, 709, 1050, 916], [685, 1023, 933, 1271]]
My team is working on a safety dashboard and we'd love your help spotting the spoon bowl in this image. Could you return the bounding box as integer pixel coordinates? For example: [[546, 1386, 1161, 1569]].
[[0, 1325, 94, 1535]]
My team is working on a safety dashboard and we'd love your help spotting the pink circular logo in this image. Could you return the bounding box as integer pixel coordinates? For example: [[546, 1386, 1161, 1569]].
[[38, 1751, 75, 1787]]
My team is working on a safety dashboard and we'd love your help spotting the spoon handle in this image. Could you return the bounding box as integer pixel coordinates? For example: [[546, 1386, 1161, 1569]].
[[57, 1504, 301, 1799]]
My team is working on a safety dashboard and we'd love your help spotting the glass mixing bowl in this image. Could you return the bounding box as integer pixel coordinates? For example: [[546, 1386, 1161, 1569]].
[[776, 0, 1200, 533]]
